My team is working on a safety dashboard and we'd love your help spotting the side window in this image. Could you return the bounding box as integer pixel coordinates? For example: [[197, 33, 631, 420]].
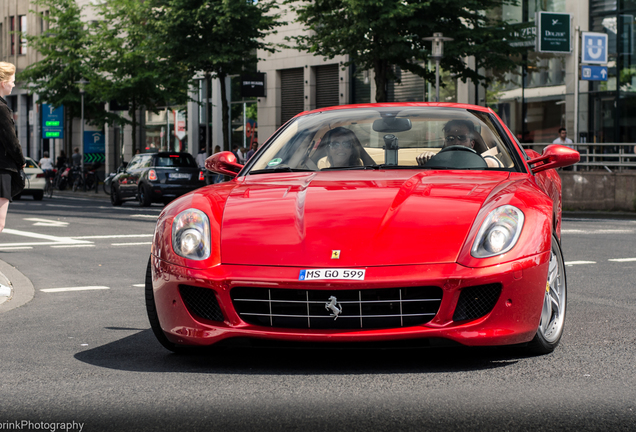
[[140, 156, 153, 168], [126, 155, 142, 171]]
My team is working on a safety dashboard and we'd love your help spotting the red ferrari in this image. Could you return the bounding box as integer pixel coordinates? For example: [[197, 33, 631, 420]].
[[146, 103, 579, 354]]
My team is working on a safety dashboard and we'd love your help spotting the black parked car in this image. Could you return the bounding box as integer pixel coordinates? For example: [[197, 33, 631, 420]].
[[110, 152, 206, 206]]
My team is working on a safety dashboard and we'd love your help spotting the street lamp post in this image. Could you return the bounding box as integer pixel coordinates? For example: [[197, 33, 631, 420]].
[[423, 33, 453, 102], [77, 79, 88, 190]]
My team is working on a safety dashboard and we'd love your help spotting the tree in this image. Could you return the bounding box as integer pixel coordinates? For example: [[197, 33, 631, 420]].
[[150, 0, 280, 152], [21, 0, 103, 155], [288, 0, 527, 103], [88, 0, 189, 155]]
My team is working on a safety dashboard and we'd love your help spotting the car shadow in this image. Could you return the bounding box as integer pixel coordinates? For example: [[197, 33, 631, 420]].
[[74, 328, 533, 374]]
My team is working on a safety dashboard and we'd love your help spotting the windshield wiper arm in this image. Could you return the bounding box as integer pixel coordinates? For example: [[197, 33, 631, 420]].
[[249, 167, 315, 174]]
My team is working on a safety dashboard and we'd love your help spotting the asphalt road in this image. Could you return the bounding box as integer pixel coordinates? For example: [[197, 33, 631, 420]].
[[0, 192, 634, 431]]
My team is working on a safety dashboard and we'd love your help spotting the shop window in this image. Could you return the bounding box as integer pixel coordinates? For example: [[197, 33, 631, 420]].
[[19, 15, 26, 55]]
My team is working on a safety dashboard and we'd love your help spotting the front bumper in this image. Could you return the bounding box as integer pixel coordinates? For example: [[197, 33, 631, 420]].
[[150, 253, 550, 348]]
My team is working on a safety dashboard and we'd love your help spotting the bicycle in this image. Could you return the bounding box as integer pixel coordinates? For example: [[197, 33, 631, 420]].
[[44, 170, 55, 198]]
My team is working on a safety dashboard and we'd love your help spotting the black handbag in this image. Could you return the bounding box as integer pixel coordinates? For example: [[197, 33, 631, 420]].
[[10, 168, 25, 198]]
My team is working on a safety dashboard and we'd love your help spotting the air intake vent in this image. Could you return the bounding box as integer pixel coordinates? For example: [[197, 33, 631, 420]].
[[179, 285, 224, 322], [231, 286, 442, 330], [453, 283, 502, 322]]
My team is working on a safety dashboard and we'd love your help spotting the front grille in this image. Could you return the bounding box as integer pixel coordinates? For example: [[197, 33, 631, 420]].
[[179, 285, 224, 322], [231, 286, 443, 330], [453, 283, 502, 322]]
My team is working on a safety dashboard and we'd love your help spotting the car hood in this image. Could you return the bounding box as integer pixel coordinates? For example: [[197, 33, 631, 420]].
[[220, 170, 510, 266]]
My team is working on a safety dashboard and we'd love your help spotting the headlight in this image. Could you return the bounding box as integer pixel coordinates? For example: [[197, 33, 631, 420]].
[[172, 209, 210, 260], [471, 205, 524, 258]]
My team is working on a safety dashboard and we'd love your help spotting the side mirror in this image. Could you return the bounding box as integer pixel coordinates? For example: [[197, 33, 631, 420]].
[[205, 151, 243, 178], [527, 144, 580, 174]]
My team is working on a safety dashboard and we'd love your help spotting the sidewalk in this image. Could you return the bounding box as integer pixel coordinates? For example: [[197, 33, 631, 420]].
[[0, 259, 35, 313]]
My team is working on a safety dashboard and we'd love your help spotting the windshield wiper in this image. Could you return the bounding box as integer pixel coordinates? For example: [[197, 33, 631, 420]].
[[322, 164, 428, 170], [249, 167, 315, 174]]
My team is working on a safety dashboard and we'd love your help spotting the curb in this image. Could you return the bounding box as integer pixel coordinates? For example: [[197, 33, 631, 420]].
[[0, 260, 35, 313]]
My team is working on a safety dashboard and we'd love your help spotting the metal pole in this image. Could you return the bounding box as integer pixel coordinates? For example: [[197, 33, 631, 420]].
[[81, 92, 85, 191], [574, 26, 580, 145], [205, 74, 211, 184], [435, 58, 440, 102]]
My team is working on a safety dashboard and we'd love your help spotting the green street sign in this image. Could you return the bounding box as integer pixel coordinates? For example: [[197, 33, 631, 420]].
[[537, 12, 572, 53], [44, 131, 61, 138]]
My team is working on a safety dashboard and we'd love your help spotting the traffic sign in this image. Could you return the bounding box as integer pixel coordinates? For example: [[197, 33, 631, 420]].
[[537, 12, 572, 53], [581, 32, 608, 64], [581, 65, 608, 81], [42, 104, 64, 139], [83, 131, 105, 153]]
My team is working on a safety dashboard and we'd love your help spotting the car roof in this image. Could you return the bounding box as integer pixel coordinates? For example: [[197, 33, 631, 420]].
[[294, 102, 496, 119]]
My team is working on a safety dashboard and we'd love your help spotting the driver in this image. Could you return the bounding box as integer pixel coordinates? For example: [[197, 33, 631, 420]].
[[416, 119, 502, 168]]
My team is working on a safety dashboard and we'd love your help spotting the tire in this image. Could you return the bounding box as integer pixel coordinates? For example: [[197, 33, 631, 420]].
[[111, 186, 123, 206], [138, 184, 152, 207], [145, 257, 190, 353], [46, 180, 53, 198], [527, 234, 567, 355], [58, 178, 67, 191], [33, 190, 44, 201]]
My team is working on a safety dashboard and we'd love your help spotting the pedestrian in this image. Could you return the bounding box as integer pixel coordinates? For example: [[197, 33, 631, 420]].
[[0, 61, 26, 233], [553, 128, 573, 148], [71, 147, 82, 166], [246, 141, 258, 160], [196, 145, 207, 169], [56, 150, 67, 170]]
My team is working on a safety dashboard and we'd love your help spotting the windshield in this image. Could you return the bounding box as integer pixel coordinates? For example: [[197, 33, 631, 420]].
[[247, 107, 519, 174]]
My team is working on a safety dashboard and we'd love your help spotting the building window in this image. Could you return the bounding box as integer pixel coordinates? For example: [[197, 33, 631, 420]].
[[10, 16, 15, 56], [19, 15, 27, 55], [40, 11, 50, 35]]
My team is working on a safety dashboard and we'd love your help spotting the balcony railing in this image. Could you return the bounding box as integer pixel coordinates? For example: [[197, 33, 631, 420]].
[[525, 143, 636, 172]]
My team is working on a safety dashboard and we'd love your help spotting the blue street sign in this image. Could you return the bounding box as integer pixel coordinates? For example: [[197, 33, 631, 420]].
[[581, 32, 608, 64], [581, 65, 608, 81], [42, 104, 64, 139], [83, 131, 105, 153]]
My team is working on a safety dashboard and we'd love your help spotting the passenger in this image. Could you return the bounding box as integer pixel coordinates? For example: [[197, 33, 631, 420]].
[[416, 119, 502, 168], [317, 127, 364, 168]]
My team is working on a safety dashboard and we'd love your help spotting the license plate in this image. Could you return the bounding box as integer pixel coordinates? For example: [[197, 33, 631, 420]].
[[169, 173, 191, 179], [299, 269, 366, 281]]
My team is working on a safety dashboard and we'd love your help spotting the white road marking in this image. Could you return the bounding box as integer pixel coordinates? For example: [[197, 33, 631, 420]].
[[2, 228, 90, 245], [132, 284, 145, 287], [130, 215, 158, 219], [0, 246, 33, 250], [41, 286, 110, 293], [565, 261, 597, 266], [23, 218, 69, 227], [562, 229, 635, 234], [111, 242, 152, 246], [71, 234, 153, 239], [50, 244, 95, 248], [608, 258, 636, 262]]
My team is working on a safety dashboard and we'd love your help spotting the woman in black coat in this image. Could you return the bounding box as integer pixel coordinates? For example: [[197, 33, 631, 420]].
[[0, 62, 26, 233]]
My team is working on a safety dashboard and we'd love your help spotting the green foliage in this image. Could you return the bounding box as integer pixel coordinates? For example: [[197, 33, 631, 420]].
[[21, 0, 101, 124], [150, 0, 281, 150], [88, 0, 189, 152], [288, 0, 526, 102]]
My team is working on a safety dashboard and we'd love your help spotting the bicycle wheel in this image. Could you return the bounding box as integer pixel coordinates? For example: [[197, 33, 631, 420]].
[[46, 179, 53, 198]]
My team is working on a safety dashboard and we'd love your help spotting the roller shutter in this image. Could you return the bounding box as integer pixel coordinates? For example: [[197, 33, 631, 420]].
[[280, 68, 304, 126], [316, 64, 339, 109], [388, 67, 425, 102]]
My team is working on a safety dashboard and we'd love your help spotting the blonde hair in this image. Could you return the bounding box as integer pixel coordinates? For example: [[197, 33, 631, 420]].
[[0, 62, 16, 82]]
